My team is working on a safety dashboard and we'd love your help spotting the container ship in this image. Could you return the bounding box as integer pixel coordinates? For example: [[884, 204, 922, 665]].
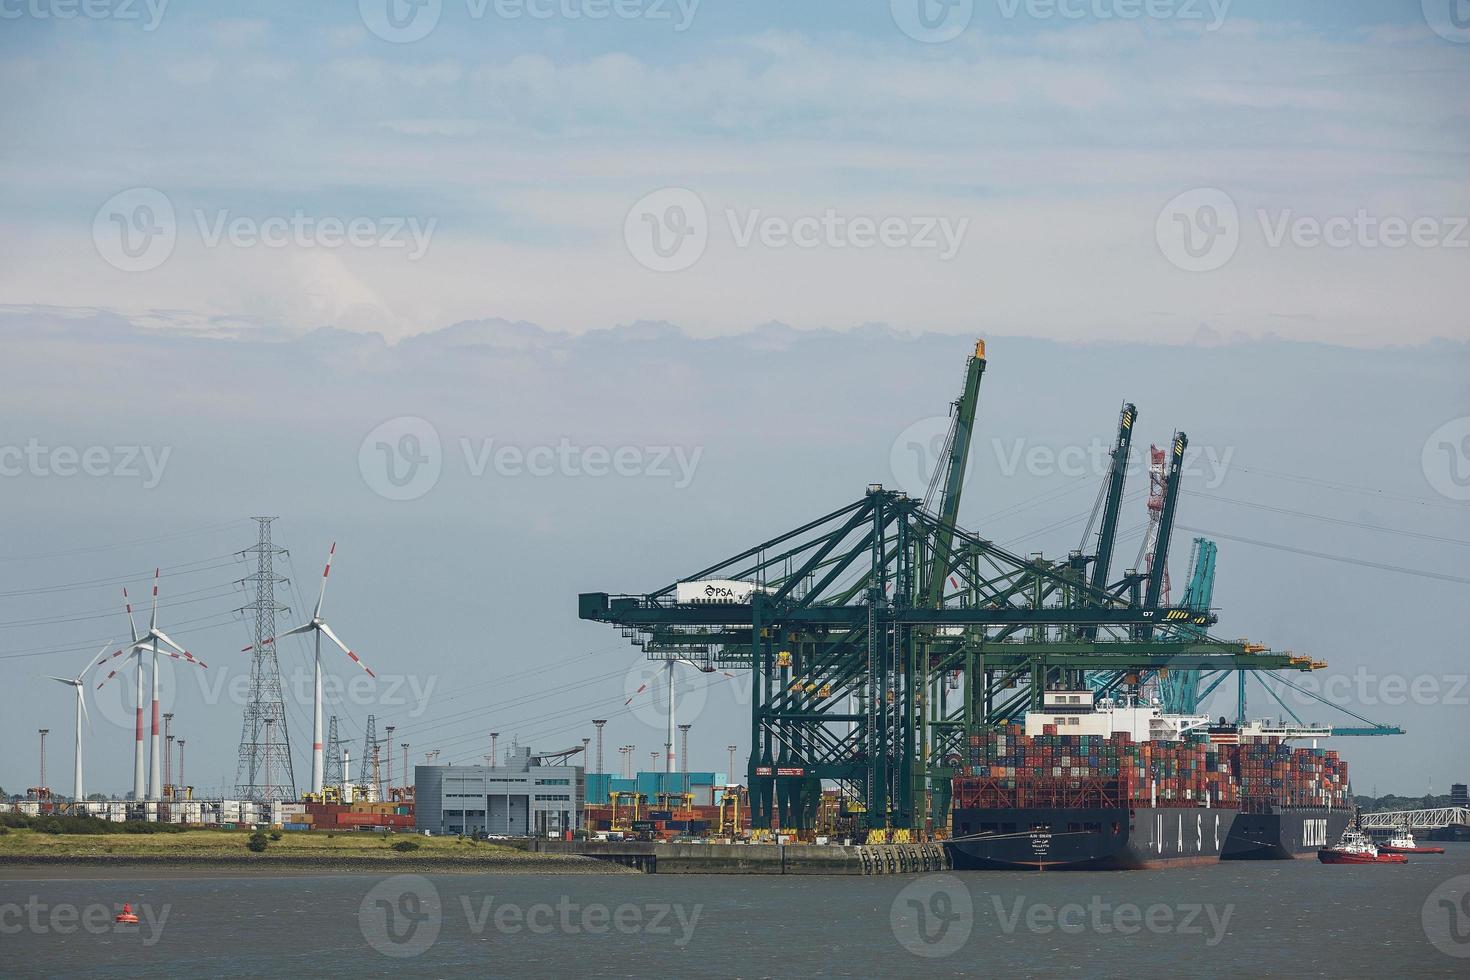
[[1208, 722, 1351, 860], [946, 690, 1349, 870]]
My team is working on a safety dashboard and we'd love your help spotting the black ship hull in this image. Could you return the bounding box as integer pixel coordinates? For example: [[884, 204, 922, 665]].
[[1220, 807, 1351, 860], [947, 805, 1237, 870]]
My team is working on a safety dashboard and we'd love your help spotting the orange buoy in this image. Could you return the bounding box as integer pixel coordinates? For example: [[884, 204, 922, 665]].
[[115, 903, 140, 924]]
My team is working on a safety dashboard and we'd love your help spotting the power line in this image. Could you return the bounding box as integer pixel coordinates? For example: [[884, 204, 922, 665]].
[[1229, 463, 1467, 513], [389, 664, 635, 742], [1184, 489, 1470, 547], [0, 612, 243, 661], [366, 642, 627, 725], [415, 668, 739, 763], [1000, 491, 1145, 549], [0, 519, 252, 562], [0, 582, 242, 629], [972, 470, 1100, 527], [0, 555, 241, 598], [1177, 525, 1470, 586]]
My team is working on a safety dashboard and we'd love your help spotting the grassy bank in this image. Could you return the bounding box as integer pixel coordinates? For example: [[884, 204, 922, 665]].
[[0, 828, 629, 873]]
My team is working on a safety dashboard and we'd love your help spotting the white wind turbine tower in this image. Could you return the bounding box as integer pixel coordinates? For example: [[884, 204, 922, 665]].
[[49, 644, 108, 803], [261, 543, 374, 796], [97, 572, 208, 801], [94, 587, 148, 799]]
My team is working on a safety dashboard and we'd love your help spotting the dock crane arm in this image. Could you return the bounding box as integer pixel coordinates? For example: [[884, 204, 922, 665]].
[[922, 340, 988, 609], [1144, 432, 1188, 610], [1088, 403, 1137, 596], [1076, 402, 1137, 644]]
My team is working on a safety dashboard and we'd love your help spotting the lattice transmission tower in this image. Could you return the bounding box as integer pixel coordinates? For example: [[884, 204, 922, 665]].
[[324, 715, 345, 790], [363, 714, 383, 802], [235, 517, 296, 800]]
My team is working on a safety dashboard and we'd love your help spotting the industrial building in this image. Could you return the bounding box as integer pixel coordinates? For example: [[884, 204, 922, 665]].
[[414, 746, 584, 837]]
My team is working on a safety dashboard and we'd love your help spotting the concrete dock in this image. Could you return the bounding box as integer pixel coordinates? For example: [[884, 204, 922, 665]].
[[529, 840, 951, 875]]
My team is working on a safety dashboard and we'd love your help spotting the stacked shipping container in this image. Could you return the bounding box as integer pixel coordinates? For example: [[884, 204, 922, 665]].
[[303, 800, 415, 831], [954, 725, 1347, 811], [1235, 735, 1350, 811]]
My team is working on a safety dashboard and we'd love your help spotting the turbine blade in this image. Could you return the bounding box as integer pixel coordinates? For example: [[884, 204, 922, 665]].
[[318, 621, 373, 678], [48, 676, 76, 685], [92, 648, 129, 675], [151, 631, 208, 670], [150, 630, 188, 656], [96, 646, 146, 689], [79, 687, 90, 729], [279, 622, 316, 639], [123, 588, 140, 644], [150, 567, 159, 630], [314, 542, 336, 619], [83, 642, 114, 678], [158, 649, 209, 670]]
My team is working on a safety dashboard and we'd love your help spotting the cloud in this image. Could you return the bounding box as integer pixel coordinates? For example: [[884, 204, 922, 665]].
[[0, 11, 1464, 348]]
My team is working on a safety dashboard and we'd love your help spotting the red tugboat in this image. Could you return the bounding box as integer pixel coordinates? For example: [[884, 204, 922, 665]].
[[1378, 829, 1445, 855], [1318, 829, 1407, 864]]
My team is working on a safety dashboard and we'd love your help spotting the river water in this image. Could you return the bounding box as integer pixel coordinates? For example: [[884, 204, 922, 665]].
[[4, 845, 1469, 977]]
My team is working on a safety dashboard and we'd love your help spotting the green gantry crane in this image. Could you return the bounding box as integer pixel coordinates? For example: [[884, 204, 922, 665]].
[[578, 340, 1328, 835]]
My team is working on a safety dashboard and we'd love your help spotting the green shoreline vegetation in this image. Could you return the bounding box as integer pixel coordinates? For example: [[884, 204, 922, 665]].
[[0, 814, 626, 872]]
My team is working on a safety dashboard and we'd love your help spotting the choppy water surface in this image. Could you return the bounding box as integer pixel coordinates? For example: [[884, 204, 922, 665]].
[[5, 845, 1469, 977]]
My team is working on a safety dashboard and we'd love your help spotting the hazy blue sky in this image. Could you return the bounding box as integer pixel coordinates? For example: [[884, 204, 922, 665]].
[[0, 3, 1466, 798]]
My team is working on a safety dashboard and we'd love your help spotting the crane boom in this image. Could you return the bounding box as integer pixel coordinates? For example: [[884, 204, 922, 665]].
[[1089, 402, 1137, 596], [1144, 431, 1187, 610], [923, 339, 987, 609]]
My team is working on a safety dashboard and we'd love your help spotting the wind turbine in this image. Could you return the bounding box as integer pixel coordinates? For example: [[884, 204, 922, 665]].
[[625, 656, 734, 773], [97, 573, 207, 801], [258, 543, 374, 796], [95, 587, 147, 799], [49, 644, 107, 803]]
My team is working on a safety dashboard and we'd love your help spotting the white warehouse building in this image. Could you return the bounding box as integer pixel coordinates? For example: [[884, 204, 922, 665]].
[[414, 746, 584, 837]]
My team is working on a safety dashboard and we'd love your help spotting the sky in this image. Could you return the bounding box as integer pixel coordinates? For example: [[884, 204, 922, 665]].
[[0, 2, 1466, 799], [1, 1, 1467, 345]]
